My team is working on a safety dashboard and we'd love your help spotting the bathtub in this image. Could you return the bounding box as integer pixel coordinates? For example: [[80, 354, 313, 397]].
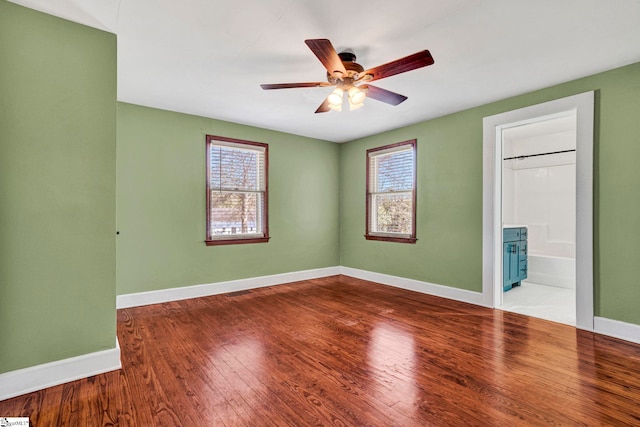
[[526, 254, 575, 289]]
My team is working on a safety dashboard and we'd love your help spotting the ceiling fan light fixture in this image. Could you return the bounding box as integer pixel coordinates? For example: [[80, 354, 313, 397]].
[[348, 86, 366, 105], [349, 98, 364, 111], [328, 87, 344, 107]]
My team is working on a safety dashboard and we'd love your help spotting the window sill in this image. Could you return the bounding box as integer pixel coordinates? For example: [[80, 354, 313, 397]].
[[206, 237, 270, 246], [365, 235, 417, 244]]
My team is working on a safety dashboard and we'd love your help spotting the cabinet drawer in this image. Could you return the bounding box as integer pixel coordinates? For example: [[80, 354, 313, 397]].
[[503, 228, 521, 242]]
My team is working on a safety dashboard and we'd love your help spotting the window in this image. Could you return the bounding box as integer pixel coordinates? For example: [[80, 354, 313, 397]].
[[206, 135, 269, 245], [366, 140, 417, 243]]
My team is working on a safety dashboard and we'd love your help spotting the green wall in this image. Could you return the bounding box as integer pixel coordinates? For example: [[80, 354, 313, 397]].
[[116, 103, 340, 295], [340, 62, 640, 325], [0, 2, 117, 373]]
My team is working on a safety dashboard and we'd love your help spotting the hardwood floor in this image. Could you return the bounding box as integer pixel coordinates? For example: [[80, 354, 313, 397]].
[[2, 275, 640, 426]]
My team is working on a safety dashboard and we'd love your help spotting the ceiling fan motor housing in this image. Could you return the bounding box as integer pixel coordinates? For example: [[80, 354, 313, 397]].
[[328, 51, 364, 85]]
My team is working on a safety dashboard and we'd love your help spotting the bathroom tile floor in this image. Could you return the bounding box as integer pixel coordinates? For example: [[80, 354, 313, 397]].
[[499, 281, 576, 326]]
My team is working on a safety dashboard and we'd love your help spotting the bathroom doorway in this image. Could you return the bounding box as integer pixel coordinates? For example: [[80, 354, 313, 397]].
[[500, 115, 577, 325], [482, 91, 594, 331]]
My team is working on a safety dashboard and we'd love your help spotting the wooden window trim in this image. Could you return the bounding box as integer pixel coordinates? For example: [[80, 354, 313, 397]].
[[205, 135, 270, 246], [365, 139, 417, 244]]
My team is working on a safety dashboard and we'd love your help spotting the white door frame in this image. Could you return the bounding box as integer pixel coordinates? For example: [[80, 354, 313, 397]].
[[481, 91, 594, 331]]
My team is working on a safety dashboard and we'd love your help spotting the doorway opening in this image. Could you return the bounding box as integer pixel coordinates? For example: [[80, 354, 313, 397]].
[[482, 91, 594, 331], [500, 115, 577, 325]]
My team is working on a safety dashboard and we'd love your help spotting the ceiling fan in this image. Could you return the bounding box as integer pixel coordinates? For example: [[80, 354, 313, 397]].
[[260, 39, 434, 113]]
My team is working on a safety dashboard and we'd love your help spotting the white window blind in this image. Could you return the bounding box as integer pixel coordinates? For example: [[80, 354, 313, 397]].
[[367, 141, 416, 241], [207, 137, 268, 243]]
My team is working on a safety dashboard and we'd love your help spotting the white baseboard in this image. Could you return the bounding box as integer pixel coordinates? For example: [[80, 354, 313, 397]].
[[0, 339, 121, 401], [117, 266, 341, 309], [339, 266, 487, 307], [594, 316, 640, 345]]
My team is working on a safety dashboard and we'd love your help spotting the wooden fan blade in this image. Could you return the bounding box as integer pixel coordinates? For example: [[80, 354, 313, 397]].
[[315, 97, 331, 113], [260, 82, 329, 90], [304, 39, 348, 77], [361, 50, 434, 82], [361, 84, 408, 106]]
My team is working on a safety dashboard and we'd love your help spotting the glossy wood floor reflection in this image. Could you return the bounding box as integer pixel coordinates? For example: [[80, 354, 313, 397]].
[[3, 275, 640, 426]]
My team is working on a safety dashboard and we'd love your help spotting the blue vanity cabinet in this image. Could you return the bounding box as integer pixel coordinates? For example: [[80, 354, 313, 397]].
[[503, 227, 528, 291]]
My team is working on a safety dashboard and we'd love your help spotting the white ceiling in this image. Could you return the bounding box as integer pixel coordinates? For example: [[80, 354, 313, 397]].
[[10, 0, 640, 143]]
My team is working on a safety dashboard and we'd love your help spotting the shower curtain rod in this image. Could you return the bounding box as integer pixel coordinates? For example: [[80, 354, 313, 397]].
[[503, 148, 576, 161]]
